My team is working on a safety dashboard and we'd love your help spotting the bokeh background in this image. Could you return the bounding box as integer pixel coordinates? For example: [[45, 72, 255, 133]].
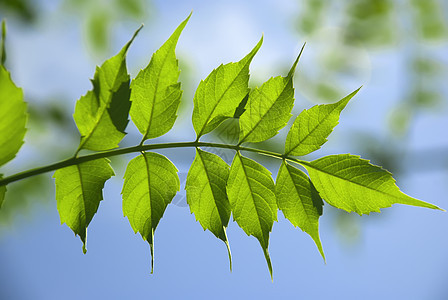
[[0, 0, 447, 299]]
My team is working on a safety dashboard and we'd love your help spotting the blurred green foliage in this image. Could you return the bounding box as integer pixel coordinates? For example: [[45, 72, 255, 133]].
[[0, 0, 36, 22], [296, 0, 447, 140], [63, 0, 148, 54]]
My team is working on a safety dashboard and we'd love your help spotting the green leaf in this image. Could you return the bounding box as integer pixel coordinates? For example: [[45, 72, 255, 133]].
[[233, 93, 249, 119], [122, 152, 180, 273], [130, 13, 190, 141], [227, 153, 277, 279], [53, 158, 114, 253], [275, 161, 325, 261], [74, 26, 142, 151], [0, 174, 5, 208], [0, 66, 27, 167], [239, 46, 303, 144], [285, 88, 361, 156], [193, 37, 263, 138], [300, 154, 443, 215], [185, 149, 232, 269]]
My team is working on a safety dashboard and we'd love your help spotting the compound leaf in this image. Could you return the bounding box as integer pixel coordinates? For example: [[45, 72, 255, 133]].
[[285, 88, 360, 156], [239, 46, 303, 144], [53, 158, 114, 253], [130, 13, 190, 141], [193, 37, 263, 138], [122, 152, 179, 273], [227, 153, 277, 279], [186, 149, 232, 268], [0, 66, 27, 167], [74, 26, 141, 151], [276, 161, 324, 260], [300, 154, 443, 215]]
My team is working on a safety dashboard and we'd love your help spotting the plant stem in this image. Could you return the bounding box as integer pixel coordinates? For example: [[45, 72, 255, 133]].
[[0, 141, 303, 186]]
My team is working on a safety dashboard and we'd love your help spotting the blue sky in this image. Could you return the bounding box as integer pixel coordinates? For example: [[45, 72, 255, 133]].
[[0, 1, 447, 299]]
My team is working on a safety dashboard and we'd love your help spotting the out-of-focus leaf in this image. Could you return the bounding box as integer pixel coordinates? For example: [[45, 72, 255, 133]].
[[0, 175, 5, 208], [0, 66, 27, 167]]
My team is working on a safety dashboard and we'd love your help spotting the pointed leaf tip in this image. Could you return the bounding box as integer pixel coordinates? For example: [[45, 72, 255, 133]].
[[287, 42, 306, 78], [276, 162, 326, 262], [262, 246, 274, 281], [192, 36, 263, 138], [301, 154, 442, 214], [285, 88, 360, 156], [130, 14, 189, 141]]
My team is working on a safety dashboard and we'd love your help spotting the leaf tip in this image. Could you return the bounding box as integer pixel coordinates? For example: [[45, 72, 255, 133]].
[[262, 247, 274, 281], [287, 41, 306, 78]]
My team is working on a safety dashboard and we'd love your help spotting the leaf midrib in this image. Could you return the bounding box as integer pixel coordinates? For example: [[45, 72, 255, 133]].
[[197, 150, 226, 237], [285, 101, 344, 156], [197, 59, 250, 138], [300, 157, 403, 202], [239, 77, 290, 144], [237, 153, 267, 247], [143, 45, 174, 141], [284, 163, 315, 229]]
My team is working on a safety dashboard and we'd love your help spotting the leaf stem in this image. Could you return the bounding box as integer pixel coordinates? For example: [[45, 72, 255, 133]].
[[0, 141, 303, 187]]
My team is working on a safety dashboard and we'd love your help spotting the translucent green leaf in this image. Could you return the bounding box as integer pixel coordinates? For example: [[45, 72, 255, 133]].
[[300, 154, 443, 215], [0, 66, 27, 167], [275, 161, 325, 261], [239, 48, 303, 144], [186, 149, 232, 269], [130, 13, 190, 141], [285, 88, 360, 156], [53, 158, 114, 253], [0, 174, 5, 208], [122, 152, 180, 273], [193, 37, 263, 138], [74, 26, 142, 151], [227, 153, 277, 279]]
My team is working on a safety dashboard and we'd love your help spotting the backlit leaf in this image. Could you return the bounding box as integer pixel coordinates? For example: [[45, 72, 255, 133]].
[[193, 37, 263, 138], [53, 158, 114, 253], [227, 153, 277, 279], [0, 66, 27, 167], [239, 47, 303, 144], [130, 13, 190, 141], [276, 161, 325, 260], [74, 26, 141, 151], [122, 152, 179, 273], [300, 154, 443, 215], [285, 88, 360, 156], [186, 149, 232, 268]]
